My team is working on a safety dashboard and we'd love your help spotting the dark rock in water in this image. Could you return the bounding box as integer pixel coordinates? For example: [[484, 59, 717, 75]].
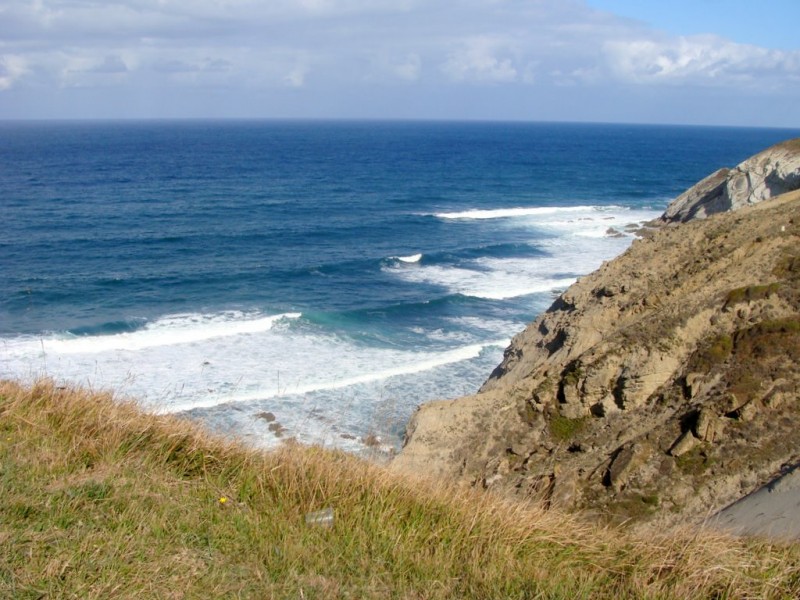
[[268, 422, 286, 437]]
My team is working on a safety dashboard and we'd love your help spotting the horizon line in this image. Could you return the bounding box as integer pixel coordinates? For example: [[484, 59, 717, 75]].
[[1, 116, 799, 131]]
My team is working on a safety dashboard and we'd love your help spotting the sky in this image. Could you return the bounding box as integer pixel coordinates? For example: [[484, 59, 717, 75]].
[[0, 0, 798, 126]]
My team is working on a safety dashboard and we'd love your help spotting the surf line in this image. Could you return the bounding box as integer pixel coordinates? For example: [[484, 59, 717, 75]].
[[40, 312, 303, 354], [154, 339, 509, 415]]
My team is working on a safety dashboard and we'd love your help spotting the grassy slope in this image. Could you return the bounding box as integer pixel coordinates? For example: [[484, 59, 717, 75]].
[[1, 381, 799, 599]]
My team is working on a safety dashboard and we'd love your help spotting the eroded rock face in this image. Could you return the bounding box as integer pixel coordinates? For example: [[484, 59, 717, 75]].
[[392, 188, 800, 527], [659, 139, 800, 223]]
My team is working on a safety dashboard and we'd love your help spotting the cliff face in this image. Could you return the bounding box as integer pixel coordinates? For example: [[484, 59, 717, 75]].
[[393, 141, 800, 526]]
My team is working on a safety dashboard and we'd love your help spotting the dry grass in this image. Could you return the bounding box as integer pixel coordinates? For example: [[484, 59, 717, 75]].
[[2, 379, 799, 599]]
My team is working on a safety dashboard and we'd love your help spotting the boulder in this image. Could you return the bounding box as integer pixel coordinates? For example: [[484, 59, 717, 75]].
[[607, 444, 648, 491], [695, 408, 724, 443], [669, 431, 698, 457]]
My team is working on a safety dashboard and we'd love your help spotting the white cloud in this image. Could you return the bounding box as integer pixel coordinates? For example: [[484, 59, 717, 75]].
[[363, 53, 422, 83], [391, 54, 422, 82], [604, 35, 800, 87], [57, 52, 133, 88], [0, 1, 798, 122], [0, 55, 28, 90], [88, 55, 129, 74], [283, 65, 308, 88], [4, 1, 796, 92], [441, 36, 519, 83]]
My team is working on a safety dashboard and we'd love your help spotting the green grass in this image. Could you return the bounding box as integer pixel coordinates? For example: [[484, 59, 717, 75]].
[[724, 317, 800, 404], [772, 252, 800, 279], [674, 446, 714, 477], [689, 334, 734, 372], [2, 380, 800, 599], [549, 413, 587, 442], [724, 283, 780, 307], [606, 492, 662, 522]]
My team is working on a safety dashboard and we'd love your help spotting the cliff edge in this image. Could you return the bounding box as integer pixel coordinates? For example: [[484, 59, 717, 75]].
[[392, 140, 800, 528]]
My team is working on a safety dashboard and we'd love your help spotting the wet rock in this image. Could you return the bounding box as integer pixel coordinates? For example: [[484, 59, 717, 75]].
[[268, 422, 286, 437]]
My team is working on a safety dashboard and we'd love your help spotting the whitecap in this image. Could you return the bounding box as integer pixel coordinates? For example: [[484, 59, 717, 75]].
[[387, 205, 662, 300], [385, 262, 577, 300], [433, 205, 599, 220], [39, 311, 302, 354]]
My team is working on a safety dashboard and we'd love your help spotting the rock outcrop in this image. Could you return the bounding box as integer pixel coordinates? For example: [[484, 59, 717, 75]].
[[393, 142, 800, 527], [658, 139, 800, 223]]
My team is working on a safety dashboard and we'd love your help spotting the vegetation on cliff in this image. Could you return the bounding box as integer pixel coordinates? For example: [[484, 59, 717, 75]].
[[2, 380, 800, 599], [394, 187, 800, 528]]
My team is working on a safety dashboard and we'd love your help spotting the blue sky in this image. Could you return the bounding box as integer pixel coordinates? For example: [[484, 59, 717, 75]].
[[586, 1, 799, 50], [0, 0, 798, 126]]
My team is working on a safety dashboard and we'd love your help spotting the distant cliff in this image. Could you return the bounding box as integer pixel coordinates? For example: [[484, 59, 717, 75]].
[[658, 139, 800, 223], [393, 140, 800, 526]]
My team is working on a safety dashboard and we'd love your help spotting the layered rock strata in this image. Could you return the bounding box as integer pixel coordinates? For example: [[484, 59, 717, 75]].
[[659, 139, 800, 223]]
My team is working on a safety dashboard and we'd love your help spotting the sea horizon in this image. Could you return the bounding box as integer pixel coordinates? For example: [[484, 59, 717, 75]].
[[3, 116, 800, 132]]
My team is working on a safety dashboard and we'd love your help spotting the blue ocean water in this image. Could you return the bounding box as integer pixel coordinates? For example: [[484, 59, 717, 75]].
[[2, 120, 798, 453]]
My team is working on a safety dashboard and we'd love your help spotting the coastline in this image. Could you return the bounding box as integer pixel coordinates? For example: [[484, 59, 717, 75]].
[[393, 181, 800, 535]]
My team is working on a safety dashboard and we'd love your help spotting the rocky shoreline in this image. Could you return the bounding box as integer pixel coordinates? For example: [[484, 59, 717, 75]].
[[392, 139, 800, 534]]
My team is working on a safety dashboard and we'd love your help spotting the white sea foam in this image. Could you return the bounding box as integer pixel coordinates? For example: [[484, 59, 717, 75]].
[[433, 206, 596, 220], [396, 253, 423, 263], [0, 308, 508, 448], [388, 205, 661, 300], [158, 339, 507, 414], [528, 206, 657, 237], [181, 341, 507, 453], [44, 311, 301, 354], [387, 262, 578, 300], [446, 316, 529, 337]]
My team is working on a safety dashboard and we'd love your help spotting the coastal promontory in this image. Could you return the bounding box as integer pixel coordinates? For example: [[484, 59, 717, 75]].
[[392, 139, 800, 528]]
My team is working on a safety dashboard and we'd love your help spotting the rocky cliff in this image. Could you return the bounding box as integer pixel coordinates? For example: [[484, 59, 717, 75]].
[[392, 140, 800, 526], [659, 139, 800, 223]]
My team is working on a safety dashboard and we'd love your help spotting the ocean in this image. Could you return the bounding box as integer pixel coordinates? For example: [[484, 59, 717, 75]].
[[2, 120, 797, 455]]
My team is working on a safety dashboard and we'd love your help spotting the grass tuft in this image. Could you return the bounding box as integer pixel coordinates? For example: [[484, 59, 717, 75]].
[[549, 413, 588, 441], [724, 282, 780, 307], [2, 379, 799, 598]]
